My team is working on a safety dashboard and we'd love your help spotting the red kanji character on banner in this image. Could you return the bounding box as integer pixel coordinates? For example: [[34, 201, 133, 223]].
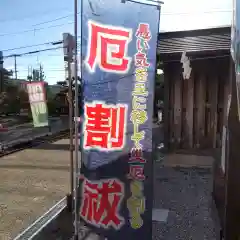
[[129, 148, 146, 163], [128, 165, 145, 180], [136, 23, 151, 41], [80, 179, 124, 229], [136, 39, 149, 52], [83, 101, 127, 150], [85, 20, 132, 73], [135, 52, 150, 67]]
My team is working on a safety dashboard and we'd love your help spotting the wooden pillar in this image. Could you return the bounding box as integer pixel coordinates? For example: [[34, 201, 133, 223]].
[[168, 68, 175, 150], [217, 63, 225, 148], [195, 68, 206, 148], [163, 64, 170, 151], [209, 62, 219, 148], [185, 71, 194, 148], [173, 65, 182, 149]]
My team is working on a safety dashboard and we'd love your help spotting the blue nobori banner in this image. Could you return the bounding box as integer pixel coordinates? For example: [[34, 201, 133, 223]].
[[232, 0, 240, 70], [79, 0, 161, 238], [231, 0, 240, 120]]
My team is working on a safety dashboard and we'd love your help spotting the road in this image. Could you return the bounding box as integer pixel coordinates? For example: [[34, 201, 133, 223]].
[[35, 123, 219, 239], [0, 123, 219, 239], [0, 138, 72, 240], [0, 117, 69, 149]]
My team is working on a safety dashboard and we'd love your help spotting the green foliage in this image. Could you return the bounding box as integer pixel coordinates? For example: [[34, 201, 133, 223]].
[[57, 81, 67, 86], [0, 74, 65, 117], [18, 89, 30, 111], [0, 84, 29, 115], [155, 73, 164, 86], [47, 99, 61, 116], [0, 68, 13, 92]]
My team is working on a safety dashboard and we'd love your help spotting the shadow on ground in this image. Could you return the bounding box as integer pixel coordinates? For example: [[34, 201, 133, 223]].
[[36, 144, 71, 151], [0, 164, 69, 170], [33, 209, 73, 240]]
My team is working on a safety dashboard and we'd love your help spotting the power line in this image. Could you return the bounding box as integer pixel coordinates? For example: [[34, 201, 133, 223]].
[[3, 46, 64, 59], [8, 69, 65, 72], [32, 13, 77, 27], [2, 41, 63, 52], [2, 41, 81, 54], [0, 22, 74, 38], [0, 9, 231, 38], [3, 53, 63, 60], [2, 8, 231, 25], [0, 7, 72, 24]]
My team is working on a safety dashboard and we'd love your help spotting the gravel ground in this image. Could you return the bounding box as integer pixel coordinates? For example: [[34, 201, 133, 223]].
[[152, 124, 219, 240], [39, 161, 219, 240], [152, 165, 219, 240], [0, 138, 71, 240]]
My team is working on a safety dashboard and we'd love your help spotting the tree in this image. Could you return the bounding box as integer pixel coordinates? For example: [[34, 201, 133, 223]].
[[56, 80, 68, 87], [39, 64, 46, 81], [32, 69, 40, 81], [0, 68, 13, 114], [55, 76, 82, 115], [31, 64, 46, 81], [0, 85, 20, 115], [56, 76, 82, 100], [18, 88, 30, 112], [0, 68, 13, 92]]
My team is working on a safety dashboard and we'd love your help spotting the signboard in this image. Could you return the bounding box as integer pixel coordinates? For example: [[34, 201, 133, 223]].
[[79, 0, 161, 239], [27, 82, 48, 127]]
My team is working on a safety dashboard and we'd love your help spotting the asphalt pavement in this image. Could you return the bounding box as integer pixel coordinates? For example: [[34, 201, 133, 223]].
[[0, 117, 69, 149]]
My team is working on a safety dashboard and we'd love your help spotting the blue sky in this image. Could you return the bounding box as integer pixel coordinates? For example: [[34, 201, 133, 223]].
[[1, 0, 232, 85]]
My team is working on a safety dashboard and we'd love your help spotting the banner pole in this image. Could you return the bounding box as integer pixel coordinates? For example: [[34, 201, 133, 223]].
[[68, 53, 74, 209], [74, 0, 79, 237]]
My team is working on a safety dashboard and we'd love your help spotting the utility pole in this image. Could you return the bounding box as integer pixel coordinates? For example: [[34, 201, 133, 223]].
[[40, 64, 42, 81], [63, 33, 74, 214], [14, 54, 18, 80], [74, 0, 80, 237], [27, 65, 32, 82], [39, 64, 44, 81], [0, 51, 3, 92]]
